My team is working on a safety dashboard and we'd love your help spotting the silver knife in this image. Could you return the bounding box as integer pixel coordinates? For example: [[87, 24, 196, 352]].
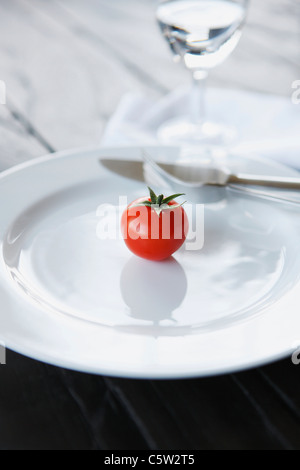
[[100, 157, 300, 190]]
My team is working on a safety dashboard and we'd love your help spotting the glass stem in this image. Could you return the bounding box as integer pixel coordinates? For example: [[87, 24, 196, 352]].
[[191, 70, 208, 126]]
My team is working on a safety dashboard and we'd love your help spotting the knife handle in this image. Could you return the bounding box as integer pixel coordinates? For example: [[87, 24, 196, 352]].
[[229, 173, 300, 190]]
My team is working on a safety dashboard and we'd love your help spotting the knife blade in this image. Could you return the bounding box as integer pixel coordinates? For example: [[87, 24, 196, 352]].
[[99, 157, 227, 185], [100, 158, 146, 183]]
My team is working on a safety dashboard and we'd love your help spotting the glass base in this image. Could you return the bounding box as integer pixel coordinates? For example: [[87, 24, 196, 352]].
[[157, 116, 237, 147]]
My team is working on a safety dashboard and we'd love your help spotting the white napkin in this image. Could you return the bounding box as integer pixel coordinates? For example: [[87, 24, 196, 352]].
[[101, 86, 300, 170]]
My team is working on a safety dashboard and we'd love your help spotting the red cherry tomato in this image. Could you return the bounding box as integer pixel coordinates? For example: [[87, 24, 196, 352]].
[[121, 187, 189, 261]]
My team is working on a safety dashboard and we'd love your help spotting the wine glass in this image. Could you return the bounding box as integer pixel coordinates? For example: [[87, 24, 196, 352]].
[[156, 0, 249, 146]]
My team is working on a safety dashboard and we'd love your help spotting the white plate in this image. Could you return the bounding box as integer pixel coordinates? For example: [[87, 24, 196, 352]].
[[1, 145, 300, 378]]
